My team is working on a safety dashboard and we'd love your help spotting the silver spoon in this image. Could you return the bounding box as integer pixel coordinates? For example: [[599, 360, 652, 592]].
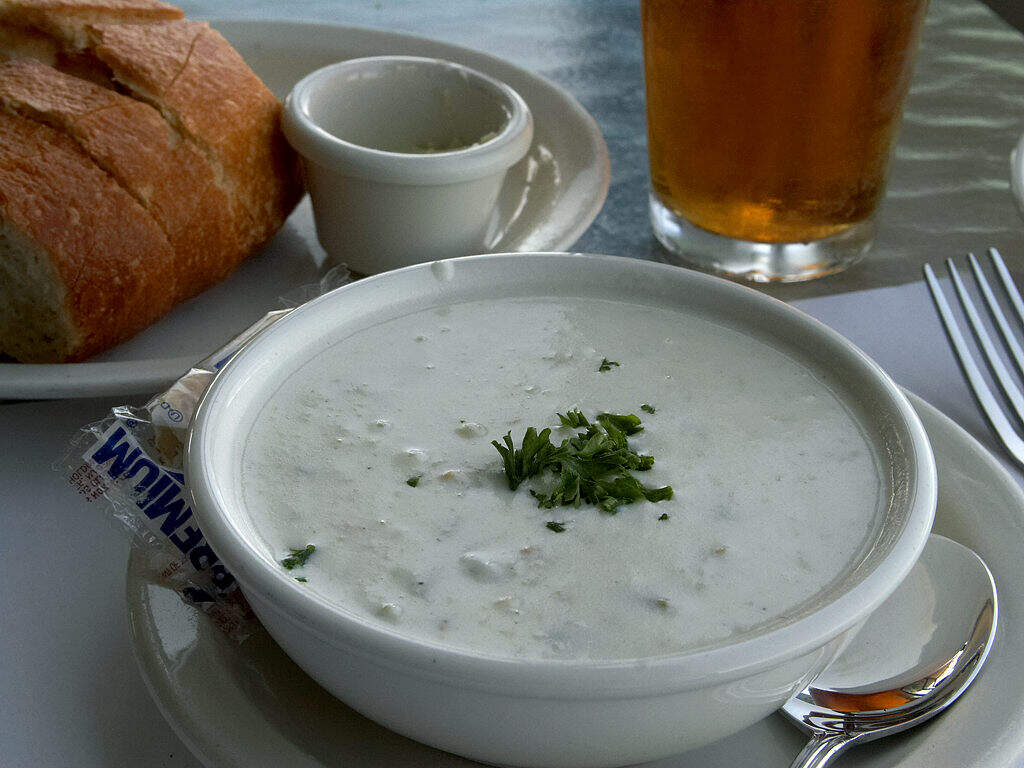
[[782, 534, 998, 768]]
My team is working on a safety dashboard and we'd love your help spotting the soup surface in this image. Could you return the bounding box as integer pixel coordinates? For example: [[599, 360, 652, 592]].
[[241, 296, 881, 659]]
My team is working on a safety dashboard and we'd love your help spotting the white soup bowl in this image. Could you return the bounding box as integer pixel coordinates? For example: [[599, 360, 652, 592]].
[[187, 254, 936, 768]]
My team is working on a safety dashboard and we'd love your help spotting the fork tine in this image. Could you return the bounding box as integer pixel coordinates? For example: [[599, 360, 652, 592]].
[[989, 248, 1024, 330], [945, 258, 1024, 423], [968, 252, 1024, 380], [923, 263, 1024, 465]]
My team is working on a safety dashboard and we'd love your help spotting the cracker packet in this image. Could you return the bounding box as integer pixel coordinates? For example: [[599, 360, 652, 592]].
[[60, 267, 350, 642]]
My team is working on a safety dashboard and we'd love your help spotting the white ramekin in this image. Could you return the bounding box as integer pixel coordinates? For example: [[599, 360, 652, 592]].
[[186, 253, 937, 768], [282, 56, 533, 274]]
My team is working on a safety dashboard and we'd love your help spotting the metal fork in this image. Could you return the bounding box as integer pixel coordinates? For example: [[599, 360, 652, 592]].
[[924, 248, 1024, 465]]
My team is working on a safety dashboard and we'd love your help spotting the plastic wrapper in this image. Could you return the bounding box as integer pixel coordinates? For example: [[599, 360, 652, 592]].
[[60, 266, 350, 642]]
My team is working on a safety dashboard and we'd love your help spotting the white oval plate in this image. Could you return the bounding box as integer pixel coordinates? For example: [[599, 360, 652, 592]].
[[0, 19, 609, 400], [127, 392, 1024, 768]]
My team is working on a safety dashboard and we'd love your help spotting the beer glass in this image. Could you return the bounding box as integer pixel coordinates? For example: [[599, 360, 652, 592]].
[[642, 0, 929, 282]]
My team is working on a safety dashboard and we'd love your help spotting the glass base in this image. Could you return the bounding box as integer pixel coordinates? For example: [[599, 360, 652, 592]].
[[649, 194, 874, 283]]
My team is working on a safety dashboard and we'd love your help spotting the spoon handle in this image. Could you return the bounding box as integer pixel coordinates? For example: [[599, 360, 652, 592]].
[[789, 732, 856, 768]]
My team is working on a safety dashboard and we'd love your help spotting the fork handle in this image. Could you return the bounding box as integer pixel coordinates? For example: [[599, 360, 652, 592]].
[[789, 732, 856, 768]]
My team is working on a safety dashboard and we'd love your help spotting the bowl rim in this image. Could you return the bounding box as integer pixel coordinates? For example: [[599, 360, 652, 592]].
[[282, 55, 534, 185], [186, 252, 937, 697]]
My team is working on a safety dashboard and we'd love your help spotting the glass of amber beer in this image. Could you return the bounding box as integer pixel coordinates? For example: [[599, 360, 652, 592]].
[[642, 0, 928, 282]]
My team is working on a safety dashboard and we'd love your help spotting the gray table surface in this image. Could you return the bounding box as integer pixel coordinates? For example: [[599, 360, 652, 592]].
[[3, 1, 1024, 766]]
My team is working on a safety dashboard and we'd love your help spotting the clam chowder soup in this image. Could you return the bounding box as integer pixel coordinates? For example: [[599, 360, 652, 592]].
[[241, 297, 882, 660]]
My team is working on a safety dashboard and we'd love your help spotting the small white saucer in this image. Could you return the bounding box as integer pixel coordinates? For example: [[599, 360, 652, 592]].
[[126, 392, 1024, 768]]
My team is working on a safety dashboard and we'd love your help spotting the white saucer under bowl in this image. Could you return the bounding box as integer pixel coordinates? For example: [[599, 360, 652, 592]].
[[126, 392, 1024, 768]]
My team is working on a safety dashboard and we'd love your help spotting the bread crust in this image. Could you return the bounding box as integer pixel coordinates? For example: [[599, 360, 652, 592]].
[[0, 2, 303, 362], [90, 20, 302, 252], [0, 0, 182, 52], [0, 110, 178, 361], [0, 0, 182, 27], [0, 57, 241, 299], [0, 0, 181, 14]]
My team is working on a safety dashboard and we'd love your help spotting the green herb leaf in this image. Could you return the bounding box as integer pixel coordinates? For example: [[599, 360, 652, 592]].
[[644, 485, 674, 503], [596, 412, 643, 436], [491, 427, 558, 490], [635, 454, 655, 471], [590, 474, 672, 514], [406, 475, 422, 487], [557, 409, 591, 429], [641, 403, 656, 414], [281, 544, 315, 570], [597, 358, 620, 372], [545, 521, 568, 532], [658, 513, 670, 521], [296, 577, 308, 583]]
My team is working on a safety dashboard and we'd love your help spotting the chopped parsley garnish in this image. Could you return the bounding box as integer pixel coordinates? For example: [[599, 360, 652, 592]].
[[546, 521, 568, 532], [281, 544, 315, 570], [597, 358, 620, 372], [491, 410, 673, 520], [641, 403, 656, 414], [406, 475, 422, 487], [658, 513, 670, 521], [295, 577, 308, 583]]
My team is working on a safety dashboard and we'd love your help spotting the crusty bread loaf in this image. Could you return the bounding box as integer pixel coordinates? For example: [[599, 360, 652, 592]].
[[0, 0, 303, 362], [0, 110, 178, 362]]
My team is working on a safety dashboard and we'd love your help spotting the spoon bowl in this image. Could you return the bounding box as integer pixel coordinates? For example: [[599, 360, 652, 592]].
[[782, 534, 998, 767]]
